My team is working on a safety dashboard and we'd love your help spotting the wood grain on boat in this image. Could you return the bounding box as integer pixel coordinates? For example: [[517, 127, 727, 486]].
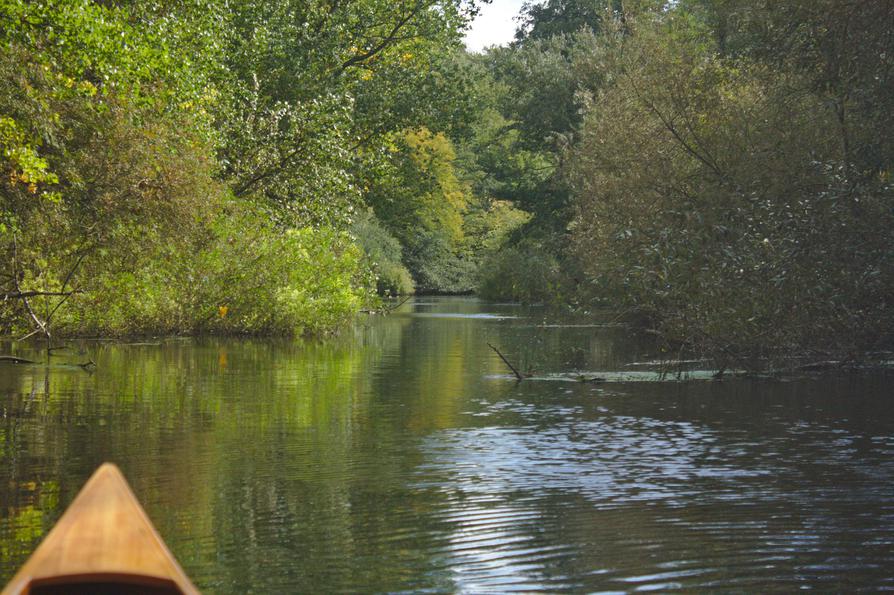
[[3, 463, 199, 595]]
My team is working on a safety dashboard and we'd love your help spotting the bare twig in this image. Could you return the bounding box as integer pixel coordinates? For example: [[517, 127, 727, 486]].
[[360, 294, 412, 314], [385, 295, 412, 312], [45, 247, 89, 323], [17, 329, 41, 342], [12, 234, 51, 346], [487, 342, 526, 381], [9, 236, 90, 356], [2, 290, 80, 300]]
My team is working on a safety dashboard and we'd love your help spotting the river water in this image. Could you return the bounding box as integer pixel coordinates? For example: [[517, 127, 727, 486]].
[[1, 296, 893, 592]]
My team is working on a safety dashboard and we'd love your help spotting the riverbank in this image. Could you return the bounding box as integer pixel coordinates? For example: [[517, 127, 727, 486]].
[[1, 221, 377, 340], [4, 296, 893, 381]]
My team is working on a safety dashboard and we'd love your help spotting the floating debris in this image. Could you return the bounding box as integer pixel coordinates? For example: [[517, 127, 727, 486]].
[[410, 313, 519, 320], [486, 369, 730, 383], [625, 359, 712, 368]]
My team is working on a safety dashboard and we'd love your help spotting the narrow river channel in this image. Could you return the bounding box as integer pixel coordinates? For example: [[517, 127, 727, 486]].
[[2, 296, 893, 592]]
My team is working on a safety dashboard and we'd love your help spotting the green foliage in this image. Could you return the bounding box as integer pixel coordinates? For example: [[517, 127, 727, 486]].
[[405, 229, 477, 294], [477, 236, 568, 304], [206, 221, 373, 336], [220, 93, 359, 228], [568, 10, 894, 366], [58, 205, 374, 336], [461, 12, 636, 304], [0, 0, 225, 338], [516, 0, 613, 41], [217, 0, 480, 228], [0, 117, 58, 200], [461, 30, 598, 299], [462, 199, 531, 255], [469, 0, 894, 365], [365, 127, 475, 292], [447, 0, 894, 365], [351, 209, 415, 296], [352, 47, 480, 141], [514, 0, 663, 41], [0, 0, 479, 336], [0, 0, 225, 121]]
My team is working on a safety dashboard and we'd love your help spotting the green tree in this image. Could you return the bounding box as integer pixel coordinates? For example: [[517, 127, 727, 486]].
[[568, 9, 894, 367], [216, 0, 479, 228]]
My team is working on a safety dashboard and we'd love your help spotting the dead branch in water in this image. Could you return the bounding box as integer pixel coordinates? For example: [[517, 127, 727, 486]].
[[0, 355, 37, 364], [0, 355, 95, 370], [487, 342, 528, 381]]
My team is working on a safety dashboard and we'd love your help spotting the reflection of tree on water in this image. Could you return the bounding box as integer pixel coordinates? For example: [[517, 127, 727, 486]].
[[0, 367, 55, 573], [2, 299, 894, 591]]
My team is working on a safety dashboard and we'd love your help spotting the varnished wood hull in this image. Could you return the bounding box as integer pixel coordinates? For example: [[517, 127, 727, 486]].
[[3, 463, 199, 595]]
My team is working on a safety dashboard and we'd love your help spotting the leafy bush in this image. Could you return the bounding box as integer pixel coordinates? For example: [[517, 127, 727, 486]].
[[477, 236, 570, 304], [350, 209, 414, 295], [568, 17, 894, 367], [405, 228, 477, 294], [364, 128, 473, 292], [57, 204, 375, 336]]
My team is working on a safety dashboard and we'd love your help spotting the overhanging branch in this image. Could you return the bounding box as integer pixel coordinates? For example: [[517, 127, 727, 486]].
[[2, 290, 81, 300]]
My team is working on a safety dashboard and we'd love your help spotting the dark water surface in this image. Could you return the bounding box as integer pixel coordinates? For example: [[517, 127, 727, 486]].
[[2, 297, 893, 592]]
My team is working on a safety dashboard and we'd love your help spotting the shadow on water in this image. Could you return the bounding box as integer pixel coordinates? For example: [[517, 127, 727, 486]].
[[1, 296, 893, 592]]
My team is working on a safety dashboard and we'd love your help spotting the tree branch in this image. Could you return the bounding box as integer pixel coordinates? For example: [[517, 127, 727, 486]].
[[46, 247, 90, 324], [339, 2, 427, 72], [487, 342, 526, 381], [626, 73, 726, 180], [2, 290, 81, 300], [232, 137, 306, 198], [12, 234, 51, 343]]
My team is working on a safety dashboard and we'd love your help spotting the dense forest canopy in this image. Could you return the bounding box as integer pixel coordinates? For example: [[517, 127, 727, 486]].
[[1, 0, 891, 369]]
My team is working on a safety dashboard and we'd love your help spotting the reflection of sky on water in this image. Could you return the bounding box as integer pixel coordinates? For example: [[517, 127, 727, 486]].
[[440, 498, 575, 593], [407, 313, 520, 320], [485, 370, 721, 382], [412, 404, 894, 591], [417, 410, 894, 509], [415, 416, 761, 507]]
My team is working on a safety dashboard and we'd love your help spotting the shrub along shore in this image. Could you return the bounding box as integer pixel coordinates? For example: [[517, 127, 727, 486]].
[[0, 1, 524, 338]]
